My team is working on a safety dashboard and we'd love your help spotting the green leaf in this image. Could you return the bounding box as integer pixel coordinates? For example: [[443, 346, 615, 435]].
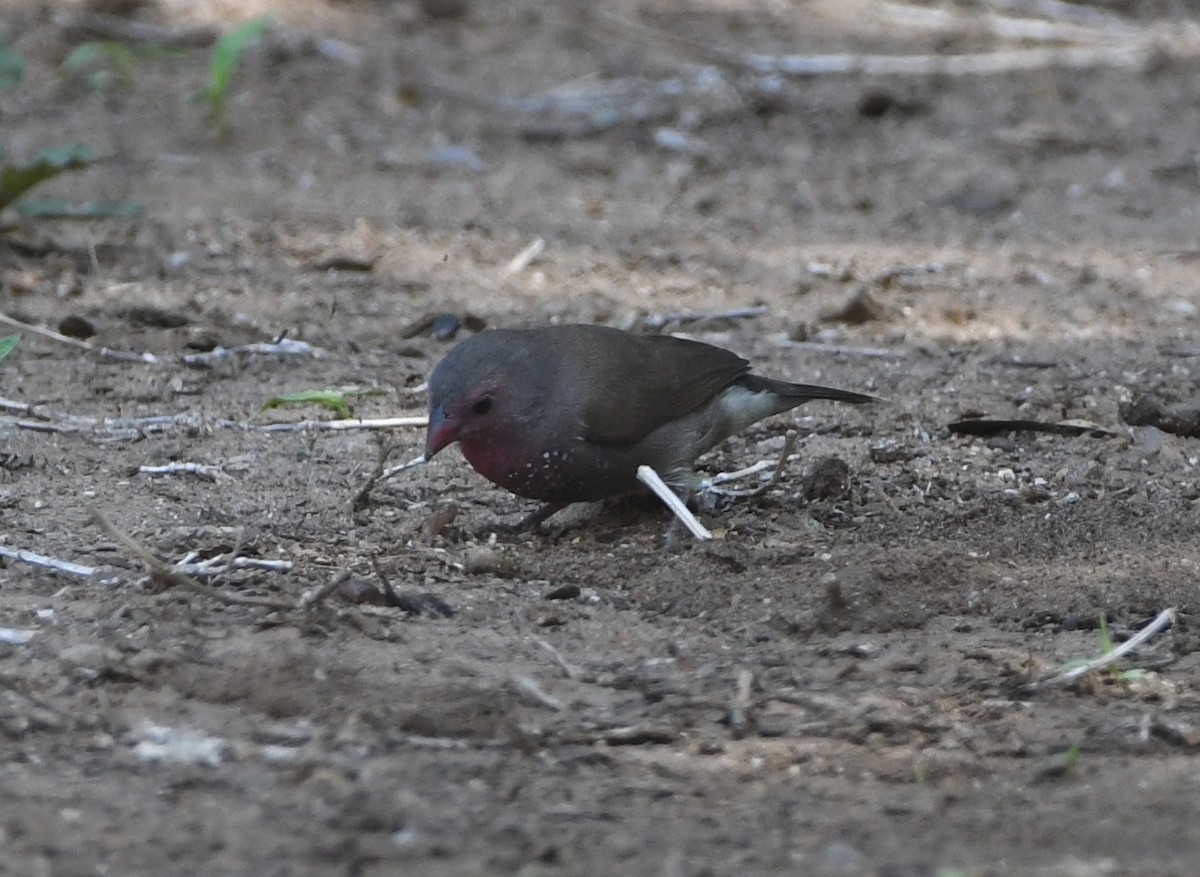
[[260, 387, 385, 420], [0, 44, 24, 93], [201, 16, 270, 126], [62, 42, 136, 92], [0, 333, 19, 362], [0, 144, 99, 211], [15, 198, 143, 219]]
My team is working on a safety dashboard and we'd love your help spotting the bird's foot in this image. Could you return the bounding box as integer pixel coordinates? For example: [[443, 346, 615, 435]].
[[697, 460, 774, 497], [697, 430, 799, 499]]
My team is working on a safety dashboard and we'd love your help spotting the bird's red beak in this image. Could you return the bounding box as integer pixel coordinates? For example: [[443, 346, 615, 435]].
[[424, 408, 458, 459]]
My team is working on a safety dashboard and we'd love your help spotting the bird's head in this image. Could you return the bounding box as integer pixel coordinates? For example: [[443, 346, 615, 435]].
[[424, 331, 536, 461], [425, 379, 504, 459]]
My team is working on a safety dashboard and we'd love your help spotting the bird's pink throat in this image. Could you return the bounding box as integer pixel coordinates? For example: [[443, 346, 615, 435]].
[[456, 435, 517, 487]]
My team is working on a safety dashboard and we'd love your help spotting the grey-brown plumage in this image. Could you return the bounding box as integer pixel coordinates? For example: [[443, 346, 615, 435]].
[[425, 324, 873, 526]]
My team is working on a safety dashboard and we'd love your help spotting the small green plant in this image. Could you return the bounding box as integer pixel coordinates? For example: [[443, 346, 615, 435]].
[[1058, 615, 1149, 686], [0, 43, 23, 92], [199, 16, 270, 128], [61, 41, 179, 92], [1098, 614, 1147, 684], [0, 144, 141, 219], [0, 333, 19, 362], [1030, 743, 1081, 782], [62, 41, 137, 91], [260, 387, 386, 420], [0, 144, 97, 212]]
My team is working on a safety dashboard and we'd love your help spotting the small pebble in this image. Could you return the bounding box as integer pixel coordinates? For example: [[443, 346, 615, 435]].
[[464, 547, 517, 578]]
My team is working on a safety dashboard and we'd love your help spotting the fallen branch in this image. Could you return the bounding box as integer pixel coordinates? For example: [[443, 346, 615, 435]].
[[503, 237, 545, 276], [181, 339, 326, 365], [535, 636, 585, 681], [0, 544, 96, 578], [1035, 608, 1177, 688], [876, 1, 1139, 45], [776, 339, 900, 358], [0, 311, 158, 364], [640, 306, 768, 332], [727, 43, 1151, 77], [353, 444, 426, 511], [407, 64, 742, 136], [981, 0, 1136, 30], [89, 508, 294, 610], [174, 557, 294, 578], [596, 7, 1197, 82], [138, 462, 230, 481], [0, 312, 327, 367], [7, 406, 427, 439], [256, 416, 427, 433], [512, 674, 566, 712]]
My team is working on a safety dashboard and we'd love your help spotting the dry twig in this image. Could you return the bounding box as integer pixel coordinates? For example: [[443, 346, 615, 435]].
[[1035, 608, 1177, 688], [0, 311, 158, 364], [512, 675, 567, 712], [535, 637, 584, 681], [0, 545, 96, 578], [138, 462, 230, 481], [89, 508, 294, 610]]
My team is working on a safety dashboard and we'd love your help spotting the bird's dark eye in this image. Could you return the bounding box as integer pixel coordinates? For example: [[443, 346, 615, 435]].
[[472, 396, 493, 415]]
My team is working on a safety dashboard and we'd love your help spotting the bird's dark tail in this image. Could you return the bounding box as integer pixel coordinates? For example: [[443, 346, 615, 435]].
[[739, 375, 876, 405]]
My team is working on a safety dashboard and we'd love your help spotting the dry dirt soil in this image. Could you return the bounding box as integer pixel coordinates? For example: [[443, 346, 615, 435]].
[[3, 1, 1200, 875]]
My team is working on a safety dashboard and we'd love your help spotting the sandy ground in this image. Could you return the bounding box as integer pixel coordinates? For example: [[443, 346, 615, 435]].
[[3, 1, 1200, 874]]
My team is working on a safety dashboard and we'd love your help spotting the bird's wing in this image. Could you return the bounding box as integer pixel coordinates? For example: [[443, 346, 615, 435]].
[[575, 331, 750, 445]]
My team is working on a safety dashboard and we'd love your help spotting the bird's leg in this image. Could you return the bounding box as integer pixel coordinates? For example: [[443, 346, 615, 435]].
[[513, 502, 568, 532], [477, 502, 567, 537], [470, 503, 564, 537]]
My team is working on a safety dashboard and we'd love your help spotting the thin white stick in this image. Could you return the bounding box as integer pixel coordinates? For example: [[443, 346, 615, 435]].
[[598, 8, 1182, 78], [0, 545, 96, 578], [636, 465, 712, 541], [1039, 608, 1177, 687], [876, 1, 1137, 45], [174, 557, 294, 577], [741, 44, 1150, 77], [0, 311, 158, 363], [641, 306, 768, 331], [535, 637, 583, 681], [257, 416, 427, 433], [9, 408, 427, 437], [503, 237, 545, 276], [776, 339, 899, 358], [181, 339, 326, 364], [512, 675, 566, 712], [0, 313, 326, 366], [138, 462, 229, 480], [982, 0, 1135, 29], [378, 454, 428, 483]]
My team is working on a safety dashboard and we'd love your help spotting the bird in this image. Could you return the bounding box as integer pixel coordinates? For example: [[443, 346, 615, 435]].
[[424, 324, 874, 530]]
